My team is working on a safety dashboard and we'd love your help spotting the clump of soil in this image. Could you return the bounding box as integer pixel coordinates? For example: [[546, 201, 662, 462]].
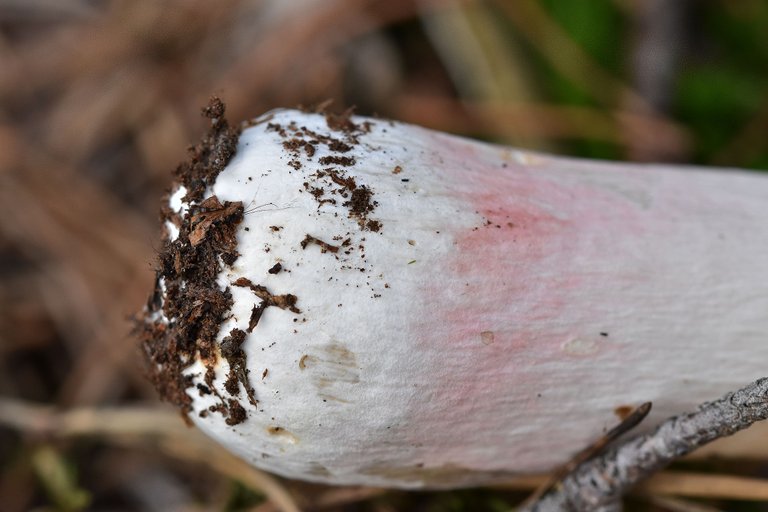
[[266, 106, 380, 231], [220, 328, 258, 412], [318, 155, 355, 166], [233, 278, 301, 314], [138, 97, 251, 425], [300, 234, 340, 253], [324, 107, 371, 135]]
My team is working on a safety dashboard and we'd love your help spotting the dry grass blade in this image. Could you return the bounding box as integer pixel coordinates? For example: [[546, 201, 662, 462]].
[[637, 472, 768, 501], [645, 495, 724, 512], [0, 169, 156, 406], [394, 94, 689, 156], [0, 0, 96, 22], [0, 398, 301, 512], [712, 100, 768, 167], [309, 486, 386, 510], [214, 0, 419, 118], [492, 0, 648, 111], [419, 0, 544, 148]]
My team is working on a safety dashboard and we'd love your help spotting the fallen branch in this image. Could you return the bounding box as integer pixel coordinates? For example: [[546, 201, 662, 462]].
[[522, 377, 768, 511], [522, 402, 652, 505]]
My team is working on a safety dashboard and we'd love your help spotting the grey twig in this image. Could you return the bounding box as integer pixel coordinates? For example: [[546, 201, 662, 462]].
[[520, 402, 652, 508], [522, 377, 768, 511]]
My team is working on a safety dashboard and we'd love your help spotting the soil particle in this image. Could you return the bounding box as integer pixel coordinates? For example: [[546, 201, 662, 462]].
[[327, 139, 352, 152], [226, 400, 247, 425], [233, 277, 301, 314], [248, 303, 267, 332], [175, 97, 239, 200], [266, 122, 287, 137], [302, 127, 353, 153], [267, 262, 283, 274], [283, 138, 316, 158], [347, 186, 376, 218], [312, 169, 379, 230], [188, 197, 244, 248], [321, 169, 356, 191], [318, 155, 355, 166], [220, 328, 258, 409], [324, 107, 359, 133], [138, 97, 251, 424], [300, 234, 340, 254]]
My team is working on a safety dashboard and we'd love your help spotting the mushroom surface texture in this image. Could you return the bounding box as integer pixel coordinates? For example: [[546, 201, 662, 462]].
[[139, 100, 768, 489]]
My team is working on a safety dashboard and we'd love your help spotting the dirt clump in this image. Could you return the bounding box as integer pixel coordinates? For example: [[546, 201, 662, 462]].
[[138, 97, 252, 425]]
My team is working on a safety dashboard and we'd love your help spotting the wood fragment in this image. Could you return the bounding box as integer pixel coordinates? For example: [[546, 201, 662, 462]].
[[522, 378, 768, 511], [521, 402, 651, 506], [300, 234, 339, 253]]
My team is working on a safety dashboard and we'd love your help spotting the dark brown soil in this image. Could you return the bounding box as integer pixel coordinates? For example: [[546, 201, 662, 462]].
[[300, 234, 340, 254], [138, 98, 250, 425], [347, 186, 375, 218], [268, 107, 381, 232], [220, 328, 258, 408], [318, 155, 355, 166], [232, 277, 301, 314], [322, 107, 373, 136], [248, 303, 267, 332]]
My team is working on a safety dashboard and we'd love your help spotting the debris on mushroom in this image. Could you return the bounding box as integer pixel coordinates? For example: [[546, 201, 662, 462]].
[[139, 98, 768, 489]]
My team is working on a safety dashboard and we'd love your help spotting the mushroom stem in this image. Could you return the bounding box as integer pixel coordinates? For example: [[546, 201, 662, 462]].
[[142, 103, 768, 488]]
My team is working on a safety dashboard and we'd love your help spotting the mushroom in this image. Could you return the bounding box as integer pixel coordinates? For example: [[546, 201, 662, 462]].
[[139, 99, 768, 489]]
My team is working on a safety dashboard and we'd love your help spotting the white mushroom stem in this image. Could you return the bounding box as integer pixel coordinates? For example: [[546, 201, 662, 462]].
[[165, 108, 768, 489]]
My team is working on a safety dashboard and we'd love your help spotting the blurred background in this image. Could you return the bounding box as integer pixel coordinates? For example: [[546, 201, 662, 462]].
[[1, 0, 768, 510]]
